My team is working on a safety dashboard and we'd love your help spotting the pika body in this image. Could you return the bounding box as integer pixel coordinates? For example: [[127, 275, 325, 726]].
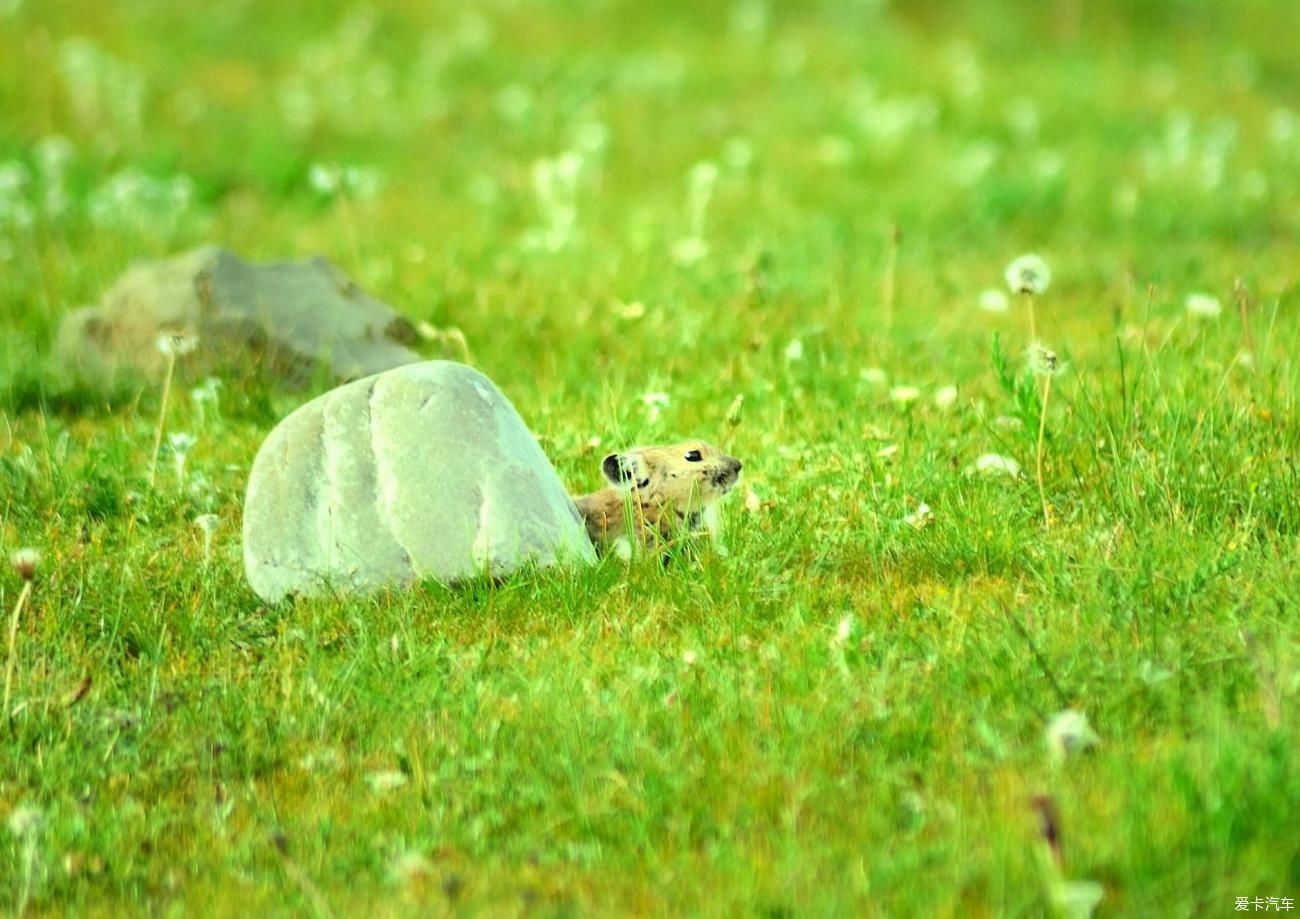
[[573, 440, 743, 559]]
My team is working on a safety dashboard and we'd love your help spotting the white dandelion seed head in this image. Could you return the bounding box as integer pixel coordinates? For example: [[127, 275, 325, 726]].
[[971, 453, 1022, 478], [978, 288, 1010, 313], [1045, 709, 1100, 763], [1004, 253, 1051, 296], [365, 770, 409, 793], [155, 332, 198, 357], [9, 548, 40, 581], [6, 803, 43, 838], [1184, 292, 1222, 319], [903, 502, 933, 529], [1026, 342, 1067, 378], [889, 385, 921, 405], [168, 432, 197, 455]]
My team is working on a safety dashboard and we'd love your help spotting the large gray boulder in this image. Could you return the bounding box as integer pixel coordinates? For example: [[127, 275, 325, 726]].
[[55, 246, 424, 387], [242, 361, 594, 602]]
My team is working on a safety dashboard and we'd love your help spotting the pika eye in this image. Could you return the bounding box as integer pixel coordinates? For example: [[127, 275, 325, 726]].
[[684, 450, 703, 462]]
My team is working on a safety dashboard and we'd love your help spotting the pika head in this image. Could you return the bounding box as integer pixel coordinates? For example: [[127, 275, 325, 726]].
[[600, 440, 742, 511], [574, 440, 743, 556]]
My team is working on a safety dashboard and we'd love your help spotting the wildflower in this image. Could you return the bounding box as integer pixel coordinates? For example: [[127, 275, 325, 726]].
[[155, 332, 198, 358], [994, 415, 1024, 431], [725, 394, 745, 427], [972, 453, 1022, 478], [889, 385, 920, 405], [860, 367, 888, 386], [744, 486, 762, 514], [615, 300, 646, 320], [6, 804, 42, 839], [903, 502, 933, 529], [195, 514, 219, 561], [640, 391, 670, 424], [1026, 342, 1067, 378], [365, 770, 409, 793], [308, 163, 341, 195], [681, 649, 698, 667], [1045, 710, 1100, 763], [978, 288, 1010, 313], [169, 432, 197, 483], [190, 376, 222, 423], [933, 385, 958, 410], [1005, 254, 1051, 296], [672, 160, 719, 265], [1184, 292, 1222, 319], [9, 548, 39, 581], [833, 614, 854, 646], [783, 338, 804, 362]]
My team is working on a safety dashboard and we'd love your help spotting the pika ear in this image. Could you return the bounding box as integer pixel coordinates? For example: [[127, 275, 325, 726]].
[[601, 452, 646, 488]]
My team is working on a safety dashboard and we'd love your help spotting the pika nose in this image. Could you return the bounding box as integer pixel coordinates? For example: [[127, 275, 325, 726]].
[[731, 459, 743, 472]]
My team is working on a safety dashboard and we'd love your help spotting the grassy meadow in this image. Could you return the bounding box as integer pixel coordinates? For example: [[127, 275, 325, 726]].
[[2, 0, 1299, 914]]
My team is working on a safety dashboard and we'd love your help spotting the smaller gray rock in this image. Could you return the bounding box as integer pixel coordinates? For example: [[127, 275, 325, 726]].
[[242, 361, 594, 602], [55, 246, 424, 388]]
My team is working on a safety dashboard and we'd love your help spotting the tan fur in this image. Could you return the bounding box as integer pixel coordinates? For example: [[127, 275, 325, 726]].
[[572, 440, 742, 557]]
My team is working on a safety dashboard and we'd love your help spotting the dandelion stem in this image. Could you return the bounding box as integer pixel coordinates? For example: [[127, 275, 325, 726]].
[[148, 349, 177, 488], [1024, 290, 1038, 342], [3, 580, 33, 727], [1036, 372, 1053, 530]]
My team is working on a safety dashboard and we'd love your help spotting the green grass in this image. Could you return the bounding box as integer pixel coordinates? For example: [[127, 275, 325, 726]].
[[2, 0, 1299, 914]]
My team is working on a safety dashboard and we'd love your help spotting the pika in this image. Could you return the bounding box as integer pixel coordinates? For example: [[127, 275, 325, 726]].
[[573, 440, 743, 558]]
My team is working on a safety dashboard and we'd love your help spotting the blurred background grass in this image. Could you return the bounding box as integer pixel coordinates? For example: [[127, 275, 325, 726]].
[[1, 0, 1298, 914]]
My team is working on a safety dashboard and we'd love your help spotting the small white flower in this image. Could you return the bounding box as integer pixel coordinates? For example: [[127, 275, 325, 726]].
[[889, 385, 920, 405], [615, 300, 646, 320], [681, 649, 698, 667], [902, 502, 933, 529], [6, 803, 42, 838], [972, 453, 1022, 478], [725, 394, 745, 427], [155, 332, 198, 358], [365, 770, 409, 793], [783, 338, 804, 362], [833, 614, 854, 646], [169, 432, 196, 455], [671, 236, 709, 265], [640, 391, 671, 424], [170, 433, 197, 483], [1052, 879, 1104, 919], [978, 288, 1010, 313], [744, 487, 762, 514], [1045, 710, 1100, 763], [9, 548, 40, 581], [933, 385, 958, 410], [860, 367, 888, 386], [195, 513, 219, 561], [1026, 343, 1067, 378], [1005, 254, 1051, 295], [1184, 292, 1222, 319], [389, 850, 434, 884], [308, 162, 341, 195]]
